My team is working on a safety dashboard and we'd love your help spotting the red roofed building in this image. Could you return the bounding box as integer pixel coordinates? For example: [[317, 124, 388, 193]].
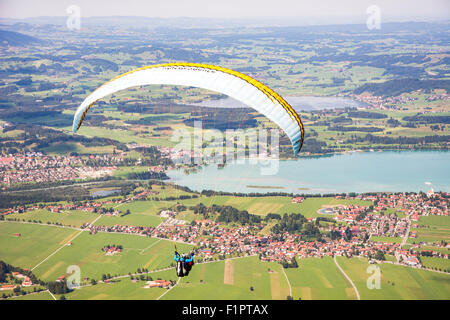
[[144, 280, 171, 288], [291, 197, 304, 204], [406, 257, 420, 267], [0, 157, 14, 164], [22, 277, 33, 287], [0, 284, 17, 291]]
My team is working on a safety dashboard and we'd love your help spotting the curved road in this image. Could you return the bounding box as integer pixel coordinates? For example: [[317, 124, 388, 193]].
[[334, 256, 360, 300]]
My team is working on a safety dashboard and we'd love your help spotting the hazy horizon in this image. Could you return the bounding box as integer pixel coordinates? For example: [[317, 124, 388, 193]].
[[0, 0, 449, 26]]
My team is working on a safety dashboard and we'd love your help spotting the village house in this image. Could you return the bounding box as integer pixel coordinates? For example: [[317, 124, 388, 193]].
[[0, 284, 17, 291], [103, 246, 122, 256], [405, 256, 420, 267], [144, 280, 171, 288], [291, 197, 304, 204]]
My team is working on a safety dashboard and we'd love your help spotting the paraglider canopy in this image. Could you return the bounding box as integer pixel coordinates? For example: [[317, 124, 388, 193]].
[[72, 63, 304, 155]]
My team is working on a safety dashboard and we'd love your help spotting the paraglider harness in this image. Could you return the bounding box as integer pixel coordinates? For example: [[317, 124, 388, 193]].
[[174, 244, 195, 277]]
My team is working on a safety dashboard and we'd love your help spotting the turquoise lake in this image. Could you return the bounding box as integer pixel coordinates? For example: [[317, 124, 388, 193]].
[[167, 151, 450, 194]]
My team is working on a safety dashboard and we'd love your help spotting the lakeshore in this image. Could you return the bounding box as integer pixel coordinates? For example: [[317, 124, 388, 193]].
[[167, 150, 450, 194]]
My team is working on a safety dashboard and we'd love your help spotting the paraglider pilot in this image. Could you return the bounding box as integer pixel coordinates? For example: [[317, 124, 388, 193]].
[[174, 245, 195, 277]]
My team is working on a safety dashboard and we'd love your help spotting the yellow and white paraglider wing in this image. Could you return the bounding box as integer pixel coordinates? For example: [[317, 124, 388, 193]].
[[72, 63, 304, 155]]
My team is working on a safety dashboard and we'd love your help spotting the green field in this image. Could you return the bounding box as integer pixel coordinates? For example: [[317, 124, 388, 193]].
[[97, 198, 171, 227], [59, 269, 177, 300], [161, 256, 290, 300], [8, 290, 55, 300], [6, 209, 98, 228], [42, 142, 114, 155], [75, 126, 175, 147], [417, 215, 450, 228], [0, 222, 80, 269], [336, 257, 450, 300], [176, 196, 373, 218], [369, 236, 403, 244], [420, 256, 450, 272], [94, 214, 163, 228], [408, 226, 450, 244], [285, 257, 356, 300], [32, 229, 193, 282], [412, 245, 449, 255], [407, 215, 450, 244], [2, 220, 449, 300]]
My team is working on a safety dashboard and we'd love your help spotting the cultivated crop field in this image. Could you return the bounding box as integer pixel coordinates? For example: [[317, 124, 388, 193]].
[[408, 226, 450, 244]]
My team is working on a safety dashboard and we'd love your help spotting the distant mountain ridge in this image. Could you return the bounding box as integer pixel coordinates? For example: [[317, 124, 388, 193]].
[[0, 29, 42, 46], [0, 16, 448, 29]]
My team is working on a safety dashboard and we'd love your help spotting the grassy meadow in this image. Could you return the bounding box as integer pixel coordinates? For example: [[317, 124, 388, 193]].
[[336, 256, 450, 300], [31, 230, 193, 282]]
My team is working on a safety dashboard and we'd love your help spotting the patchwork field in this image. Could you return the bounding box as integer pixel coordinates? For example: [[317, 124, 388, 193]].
[[408, 226, 450, 244], [59, 269, 177, 300], [1, 203, 448, 301], [5, 209, 98, 228], [408, 215, 450, 244], [161, 256, 290, 300], [8, 290, 55, 300], [177, 196, 373, 218], [284, 257, 355, 300], [0, 222, 80, 269], [94, 212, 164, 228], [419, 257, 450, 272], [336, 257, 450, 300], [42, 142, 115, 155], [75, 126, 176, 147], [31, 230, 193, 282]]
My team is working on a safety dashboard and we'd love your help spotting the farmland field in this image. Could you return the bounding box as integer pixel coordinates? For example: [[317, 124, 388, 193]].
[[177, 196, 373, 218], [284, 257, 355, 300], [5, 209, 98, 228], [419, 257, 450, 272], [30, 228, 193, 282], [408, 226, 450, 244], [336, 257, 450, 300], [0, 15, 449, 303], [417, 216, 450, 228], [0, 222, 81, 269], [161, 256, 290, 300], [94, 212, 164, 228], [59, 269, 177, 300], [9, 290, 55, 300], [369, 236, 403, 244]]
